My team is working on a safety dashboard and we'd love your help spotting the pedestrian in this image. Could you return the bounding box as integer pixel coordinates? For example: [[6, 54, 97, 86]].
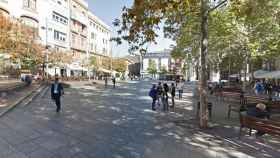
[[51, 75, 64, 113], [105, 76, 108, 87], [112, 77, 116, 88], [254, 81, 263, 95], [162, 83, 169, 111], [149, 84, 157, 111], [156, 82, 163, 106], [171, 83, 176, 108], [246, 103, 270, 136], [177, 80, 184, 100]]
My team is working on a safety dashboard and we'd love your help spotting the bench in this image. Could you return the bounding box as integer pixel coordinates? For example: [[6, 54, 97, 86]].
[[239, 113, 280, 137], [244, 95, 267, 104], [213, 87, 242, 102]]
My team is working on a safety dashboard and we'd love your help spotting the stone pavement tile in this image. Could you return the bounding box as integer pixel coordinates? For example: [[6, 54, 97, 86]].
[[14, 140, 41, 155], [5, 151, 29, 158], [71, 153, 89, 158], [0, 138, 17, 157], [33, 136, 68, 151], [52, 144, 84, 158], [27, 147, 55, 158], [1, 131, 30, 146]]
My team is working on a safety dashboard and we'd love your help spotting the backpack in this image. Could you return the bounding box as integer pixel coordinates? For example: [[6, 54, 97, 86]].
[[149, 88, 156, 98]]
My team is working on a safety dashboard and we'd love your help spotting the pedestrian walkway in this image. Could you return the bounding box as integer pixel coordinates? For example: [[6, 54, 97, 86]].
[[0, 81, 278, 158]]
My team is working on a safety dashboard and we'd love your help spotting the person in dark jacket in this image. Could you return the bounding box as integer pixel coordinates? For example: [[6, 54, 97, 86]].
[[171, 83, 176, 108], [112, 77, 116, 88], [162, 83, 169, 111], [51, 76, 64, 113], [149, 84, 157, 111], [247, 103, 270, 136]]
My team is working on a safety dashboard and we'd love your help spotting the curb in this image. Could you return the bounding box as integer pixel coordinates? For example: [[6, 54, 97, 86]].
[[0, 84, 47, 117]]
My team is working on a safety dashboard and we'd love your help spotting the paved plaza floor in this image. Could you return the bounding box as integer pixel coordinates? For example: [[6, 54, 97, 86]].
[[0, 80, 279, 158]]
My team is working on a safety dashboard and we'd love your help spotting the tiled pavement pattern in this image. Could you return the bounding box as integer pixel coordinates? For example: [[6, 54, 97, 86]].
[[0, 81, 278, 158]]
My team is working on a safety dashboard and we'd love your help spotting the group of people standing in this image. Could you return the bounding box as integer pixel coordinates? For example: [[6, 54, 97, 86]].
[[149, 80, 185, 111], [254, 80, 280, 98]]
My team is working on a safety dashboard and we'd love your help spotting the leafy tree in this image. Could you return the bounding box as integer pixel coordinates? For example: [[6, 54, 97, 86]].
[[159, 65, 168, 75], [113, 59, 127, 73], [147, 59, 157, 77], [48, 51, 72, 74], [89, 56, 99, 71]]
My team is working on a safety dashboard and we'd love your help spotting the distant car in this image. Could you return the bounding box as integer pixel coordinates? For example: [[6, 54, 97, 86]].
[[143, 76, 153, 81]]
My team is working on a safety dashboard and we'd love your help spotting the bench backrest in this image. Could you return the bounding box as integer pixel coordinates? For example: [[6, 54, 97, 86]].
[[244, 95, 267, 104], [240, 113, 280, 135]]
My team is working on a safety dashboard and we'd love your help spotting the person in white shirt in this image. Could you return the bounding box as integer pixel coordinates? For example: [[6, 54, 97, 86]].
[[177, 81, 184, 100]]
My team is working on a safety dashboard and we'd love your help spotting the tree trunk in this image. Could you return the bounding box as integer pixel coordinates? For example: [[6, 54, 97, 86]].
[[199, 0, 209, 128]]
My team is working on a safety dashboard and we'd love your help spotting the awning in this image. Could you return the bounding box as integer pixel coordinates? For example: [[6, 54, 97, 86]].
[[98, 68, 111, 74], [253, 70, 280, 79], [67, 64, 88, 71], [254, 70, 270, 79]]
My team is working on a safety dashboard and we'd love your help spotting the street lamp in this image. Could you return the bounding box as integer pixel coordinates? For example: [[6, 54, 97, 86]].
[[41, 18, 49, 80], [139, 48, 147, 79]]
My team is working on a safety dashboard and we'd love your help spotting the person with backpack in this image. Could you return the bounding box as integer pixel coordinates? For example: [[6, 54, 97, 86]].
[[149, 84, 157, 111], [162, 83, 169, 111], [156, 82, 163, 106], [171, 83, 176, 108]]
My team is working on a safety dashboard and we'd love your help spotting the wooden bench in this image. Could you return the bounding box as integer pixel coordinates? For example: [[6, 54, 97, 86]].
[[239, 113, 280, 137], [244, 95, 267, 104]]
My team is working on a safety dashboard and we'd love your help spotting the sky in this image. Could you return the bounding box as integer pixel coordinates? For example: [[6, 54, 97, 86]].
[[88, 0, 175, 57]]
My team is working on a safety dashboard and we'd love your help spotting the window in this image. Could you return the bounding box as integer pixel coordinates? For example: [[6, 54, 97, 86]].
[[81, 37, 86, 47], [54, 30, 66, 42], [52, 12, 68, 25], [91, 33, 95, 39], [23, 0, 36, 10]]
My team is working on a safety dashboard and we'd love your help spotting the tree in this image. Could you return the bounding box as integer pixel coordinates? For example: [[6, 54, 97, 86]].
[[147, 59, 157, 78], [159, 65, 168, 75], [112, 59, 127, 73], [113, 0, 220, 128], [89, 56, 99, 71], [48, 50, 72, 75]]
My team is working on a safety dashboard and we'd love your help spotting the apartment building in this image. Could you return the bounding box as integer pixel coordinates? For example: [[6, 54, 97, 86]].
[[0, 0, 112, 77], [88, 11, 111, 74], [0, 0, 39, 30], [68, 0, 89, 76]]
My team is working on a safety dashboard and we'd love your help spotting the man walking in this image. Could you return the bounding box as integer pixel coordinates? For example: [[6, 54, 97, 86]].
[[51, 75, 64, 113], [162, 83, 169, 111], [112, 77, 116, 88], [177, 80, 184, 100], [171, 83, 176, 108]]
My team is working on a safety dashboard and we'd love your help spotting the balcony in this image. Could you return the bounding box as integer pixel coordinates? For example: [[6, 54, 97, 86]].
[[71, 10, 88, 26]]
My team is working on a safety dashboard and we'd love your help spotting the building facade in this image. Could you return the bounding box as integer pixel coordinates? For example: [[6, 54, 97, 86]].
[[0, 0, 112, 77], [88, 11, 111, 76], [142, 49, 174, 78]]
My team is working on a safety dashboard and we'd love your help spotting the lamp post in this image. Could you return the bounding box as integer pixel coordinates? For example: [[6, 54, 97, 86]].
[[41, 18, 49, 80], [139, 48, 147, 79]]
